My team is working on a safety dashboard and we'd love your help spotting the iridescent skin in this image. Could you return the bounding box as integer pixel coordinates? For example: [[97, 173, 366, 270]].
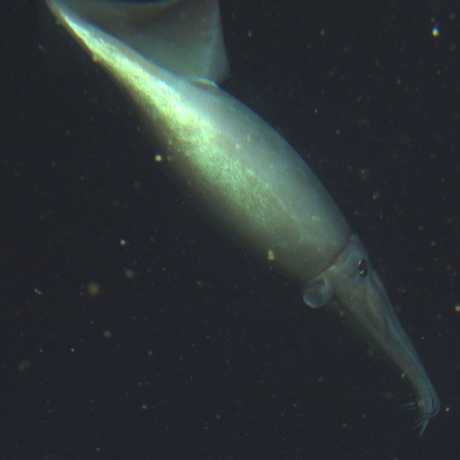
[[46, 0, 440, 434]]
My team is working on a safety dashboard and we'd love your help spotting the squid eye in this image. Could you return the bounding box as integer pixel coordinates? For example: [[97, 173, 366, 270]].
[[358, 259, 368, 277]]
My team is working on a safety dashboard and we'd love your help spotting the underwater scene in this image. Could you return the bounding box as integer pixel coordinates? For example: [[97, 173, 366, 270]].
[[2, 0, 459, 458]]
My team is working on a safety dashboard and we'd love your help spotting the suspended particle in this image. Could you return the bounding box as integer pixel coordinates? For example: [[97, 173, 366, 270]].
[[124, 267, 136, 279], [86, 281, 102, 297], [103, 329, 113, 339], [17, 359, 32, 373]]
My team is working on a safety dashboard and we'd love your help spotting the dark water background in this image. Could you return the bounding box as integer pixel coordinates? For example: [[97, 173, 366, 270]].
[[2, 0, 459, 458]]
